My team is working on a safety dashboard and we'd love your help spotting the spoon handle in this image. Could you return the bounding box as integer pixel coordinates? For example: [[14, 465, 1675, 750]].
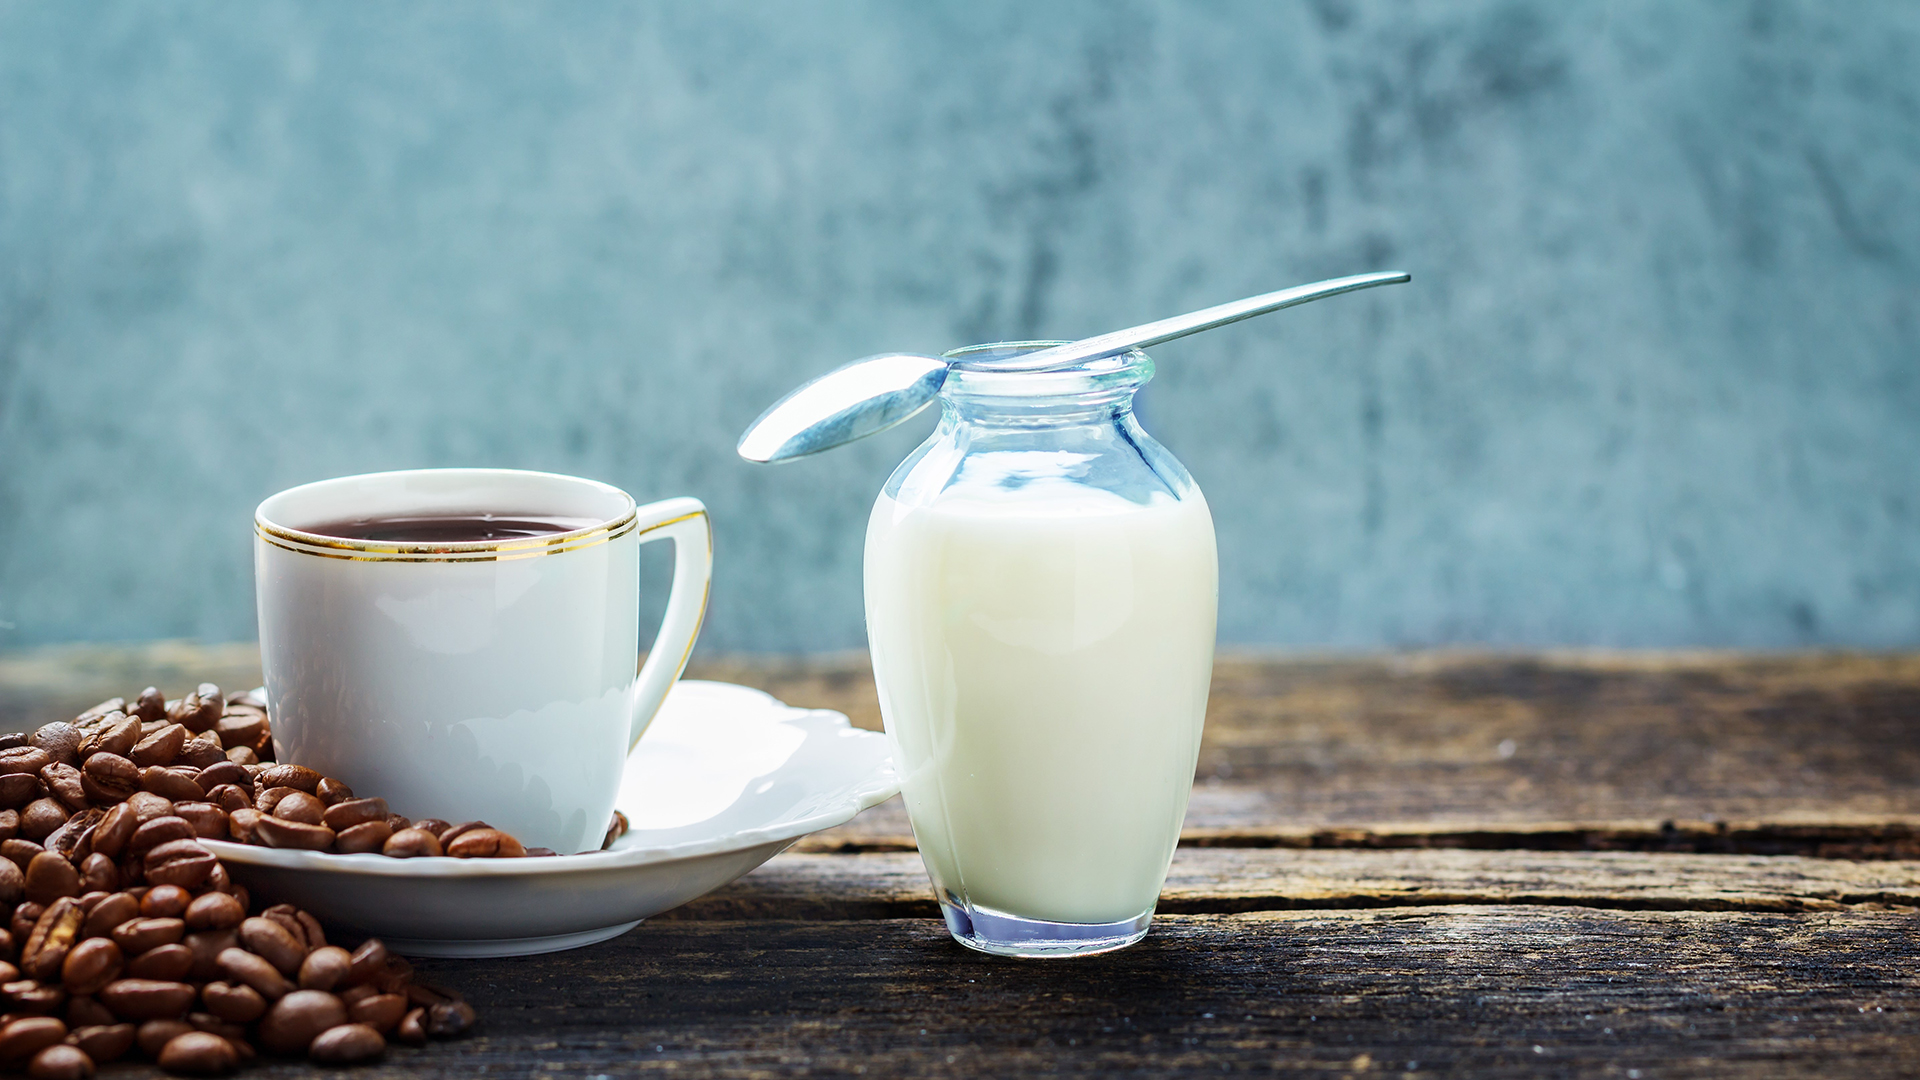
[[961, 271, 1411, 373]]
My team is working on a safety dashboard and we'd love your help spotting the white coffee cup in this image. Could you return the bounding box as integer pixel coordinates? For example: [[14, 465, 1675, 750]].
[[253, 468, 711, 855]]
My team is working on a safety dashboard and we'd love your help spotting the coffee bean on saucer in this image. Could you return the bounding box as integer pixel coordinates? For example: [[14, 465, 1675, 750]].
[[169, 685, 224, 735], [445, 828, 525, 859], [334, 821, 391, 854], [380, 829, 441, 859], [142, 839, 218, 890], [178, 734, 228, 771], [138, 767, 203, 803], [314, 777, 354, 806], [171, 804, 229, 841], [412, 818, 452, 838], [271, 792, 325, 826], [320, 798, 387, 832], [437, 821, 486, 847], [254, 765, 321, 794], [250, 817, 333, 852]]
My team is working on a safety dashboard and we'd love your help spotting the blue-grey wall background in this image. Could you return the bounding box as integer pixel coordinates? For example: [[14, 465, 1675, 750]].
[[0, 1, 1916, 653]]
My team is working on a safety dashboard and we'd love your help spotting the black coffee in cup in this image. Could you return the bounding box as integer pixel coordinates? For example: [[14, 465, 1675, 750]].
[[301, 514, 600, 543]]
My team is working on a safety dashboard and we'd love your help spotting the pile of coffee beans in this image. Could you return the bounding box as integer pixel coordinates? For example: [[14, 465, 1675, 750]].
[[0, 872, 473, 1075], [0, 684, 500, 1075], [5, 684, 563, 860]]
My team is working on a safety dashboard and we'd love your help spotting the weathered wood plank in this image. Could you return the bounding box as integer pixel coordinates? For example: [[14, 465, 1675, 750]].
[[244, 908, 1920, 1078], [665, 848, 1920, 921], [8, 646, 1920, 852]]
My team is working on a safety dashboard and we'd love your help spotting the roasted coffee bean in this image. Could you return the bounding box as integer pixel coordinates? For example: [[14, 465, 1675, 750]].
[[127, 817, 194, 858], [7, 980, 68, 1014], [178, 734, 227, 771], [21, 899, 84, 981], [0, 807, 19, 840], [0, 747, 55, 778], [26, 1042, 92, 1079], [253, 786, 298, 815], [215, 948, 291, 1001], [384, 813, 411, 833], [123, 792, 173, 823], [226, 809, 262, 844], [65, 995, 114, 1028], [239, 918, 306, 976], [345, 939, 388, 987], [261, 904, 316, 950], [297, 947, 351, 992], [77, 855, 116, 894], [371, 954, 413, 995], [142, 840, 216, 890], [211, 712, 264, 753], [23, 854, 80, 906], [0, 731, 24, 749], [381, 828, 442, 858], [168, 803, 227, 841], [41, 808, 103, 863], [65, 1023, 133, 1064], [82, 806, 134, 862], [447, 827, 526, 859], [272, 791, 325, 826], [0, 1016, 67, 1063], [258, 990, 346, 1055], [251, 816, 333, 852], [18, 800, 68, 843], [334, 819, 392, 854], [97, 979, 195, 1021], [347, 992, 407, 1033], [157, 1030, 238, 1075], [127, 726, 186, 769], [13, 900, 46, 944], [200, 981, 266, 1024], [109, 917, 184, 955], [315, 777, 355, 806], [135, 1019, 193, 1057], [186, 1012, 247, 1044], [321, 797, 388, 832], [35, 767, 86, 814], [412, 817, 452, 837], [75, 717, 138, 762], [169, 685, 223, 735], [256, 764, 321, 793], [438, 821, 486, 846], [194, 760, 249, 793], [28, 724, 82, 769], [76, 757, 136, 805], [184, 893, 243, 932], [137, 767, 202, 803], [309, 1021, 385, 1063], [338, 982, 378, 1006], [0, 854, 23, 905], [396, 1006, 428, 1046], [0, 773, 45, 811], [203, 785, 250, 817], [58, 939, 122, 996], [80, 894, 137, 941], [129, 688, 165, 723], [139, 885, 190, 919], [224, 746, 259, 767], [183, 929, 237, 982], [123, 944, 193, 982]]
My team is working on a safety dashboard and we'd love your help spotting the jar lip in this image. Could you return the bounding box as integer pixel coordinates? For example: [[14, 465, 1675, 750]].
[[941, 340, 1152, 400]]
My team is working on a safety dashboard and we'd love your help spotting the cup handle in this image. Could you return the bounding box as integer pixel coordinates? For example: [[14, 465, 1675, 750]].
[[626, 497, 713, 752]]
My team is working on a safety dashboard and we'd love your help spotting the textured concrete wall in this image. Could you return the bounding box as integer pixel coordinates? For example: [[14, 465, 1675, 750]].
[[0, 1, 1915, 653]]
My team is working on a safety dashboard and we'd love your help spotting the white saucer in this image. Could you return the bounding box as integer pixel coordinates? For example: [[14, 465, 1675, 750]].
[[209, 681, 900, 957]]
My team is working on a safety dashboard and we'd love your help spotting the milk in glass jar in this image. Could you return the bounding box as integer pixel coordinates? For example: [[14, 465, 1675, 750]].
[[864, 341, 1217, 957]]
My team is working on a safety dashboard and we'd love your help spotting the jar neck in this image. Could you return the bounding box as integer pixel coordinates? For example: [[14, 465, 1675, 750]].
[[939, 341, 1153, 427]]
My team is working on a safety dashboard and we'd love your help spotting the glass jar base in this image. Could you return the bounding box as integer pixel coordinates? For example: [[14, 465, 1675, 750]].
[[940, 900, 1152, 958]]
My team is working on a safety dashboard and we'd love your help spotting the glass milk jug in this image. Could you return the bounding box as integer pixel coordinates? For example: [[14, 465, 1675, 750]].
[[864, 341, 1218, 958]]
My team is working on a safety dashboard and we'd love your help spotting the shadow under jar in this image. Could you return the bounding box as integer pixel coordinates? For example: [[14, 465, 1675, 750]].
[[864, 342, 1218, 957]]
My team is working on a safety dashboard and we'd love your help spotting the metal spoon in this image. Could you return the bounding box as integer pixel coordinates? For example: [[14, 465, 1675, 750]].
[[736, 270, 1410, 464]]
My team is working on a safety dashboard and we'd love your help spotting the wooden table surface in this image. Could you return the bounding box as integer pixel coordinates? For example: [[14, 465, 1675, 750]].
[[3, 646, 1917, 1077]]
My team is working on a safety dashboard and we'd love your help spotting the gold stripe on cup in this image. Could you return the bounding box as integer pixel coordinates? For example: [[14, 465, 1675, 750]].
[[255, 509, 642, 563]]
